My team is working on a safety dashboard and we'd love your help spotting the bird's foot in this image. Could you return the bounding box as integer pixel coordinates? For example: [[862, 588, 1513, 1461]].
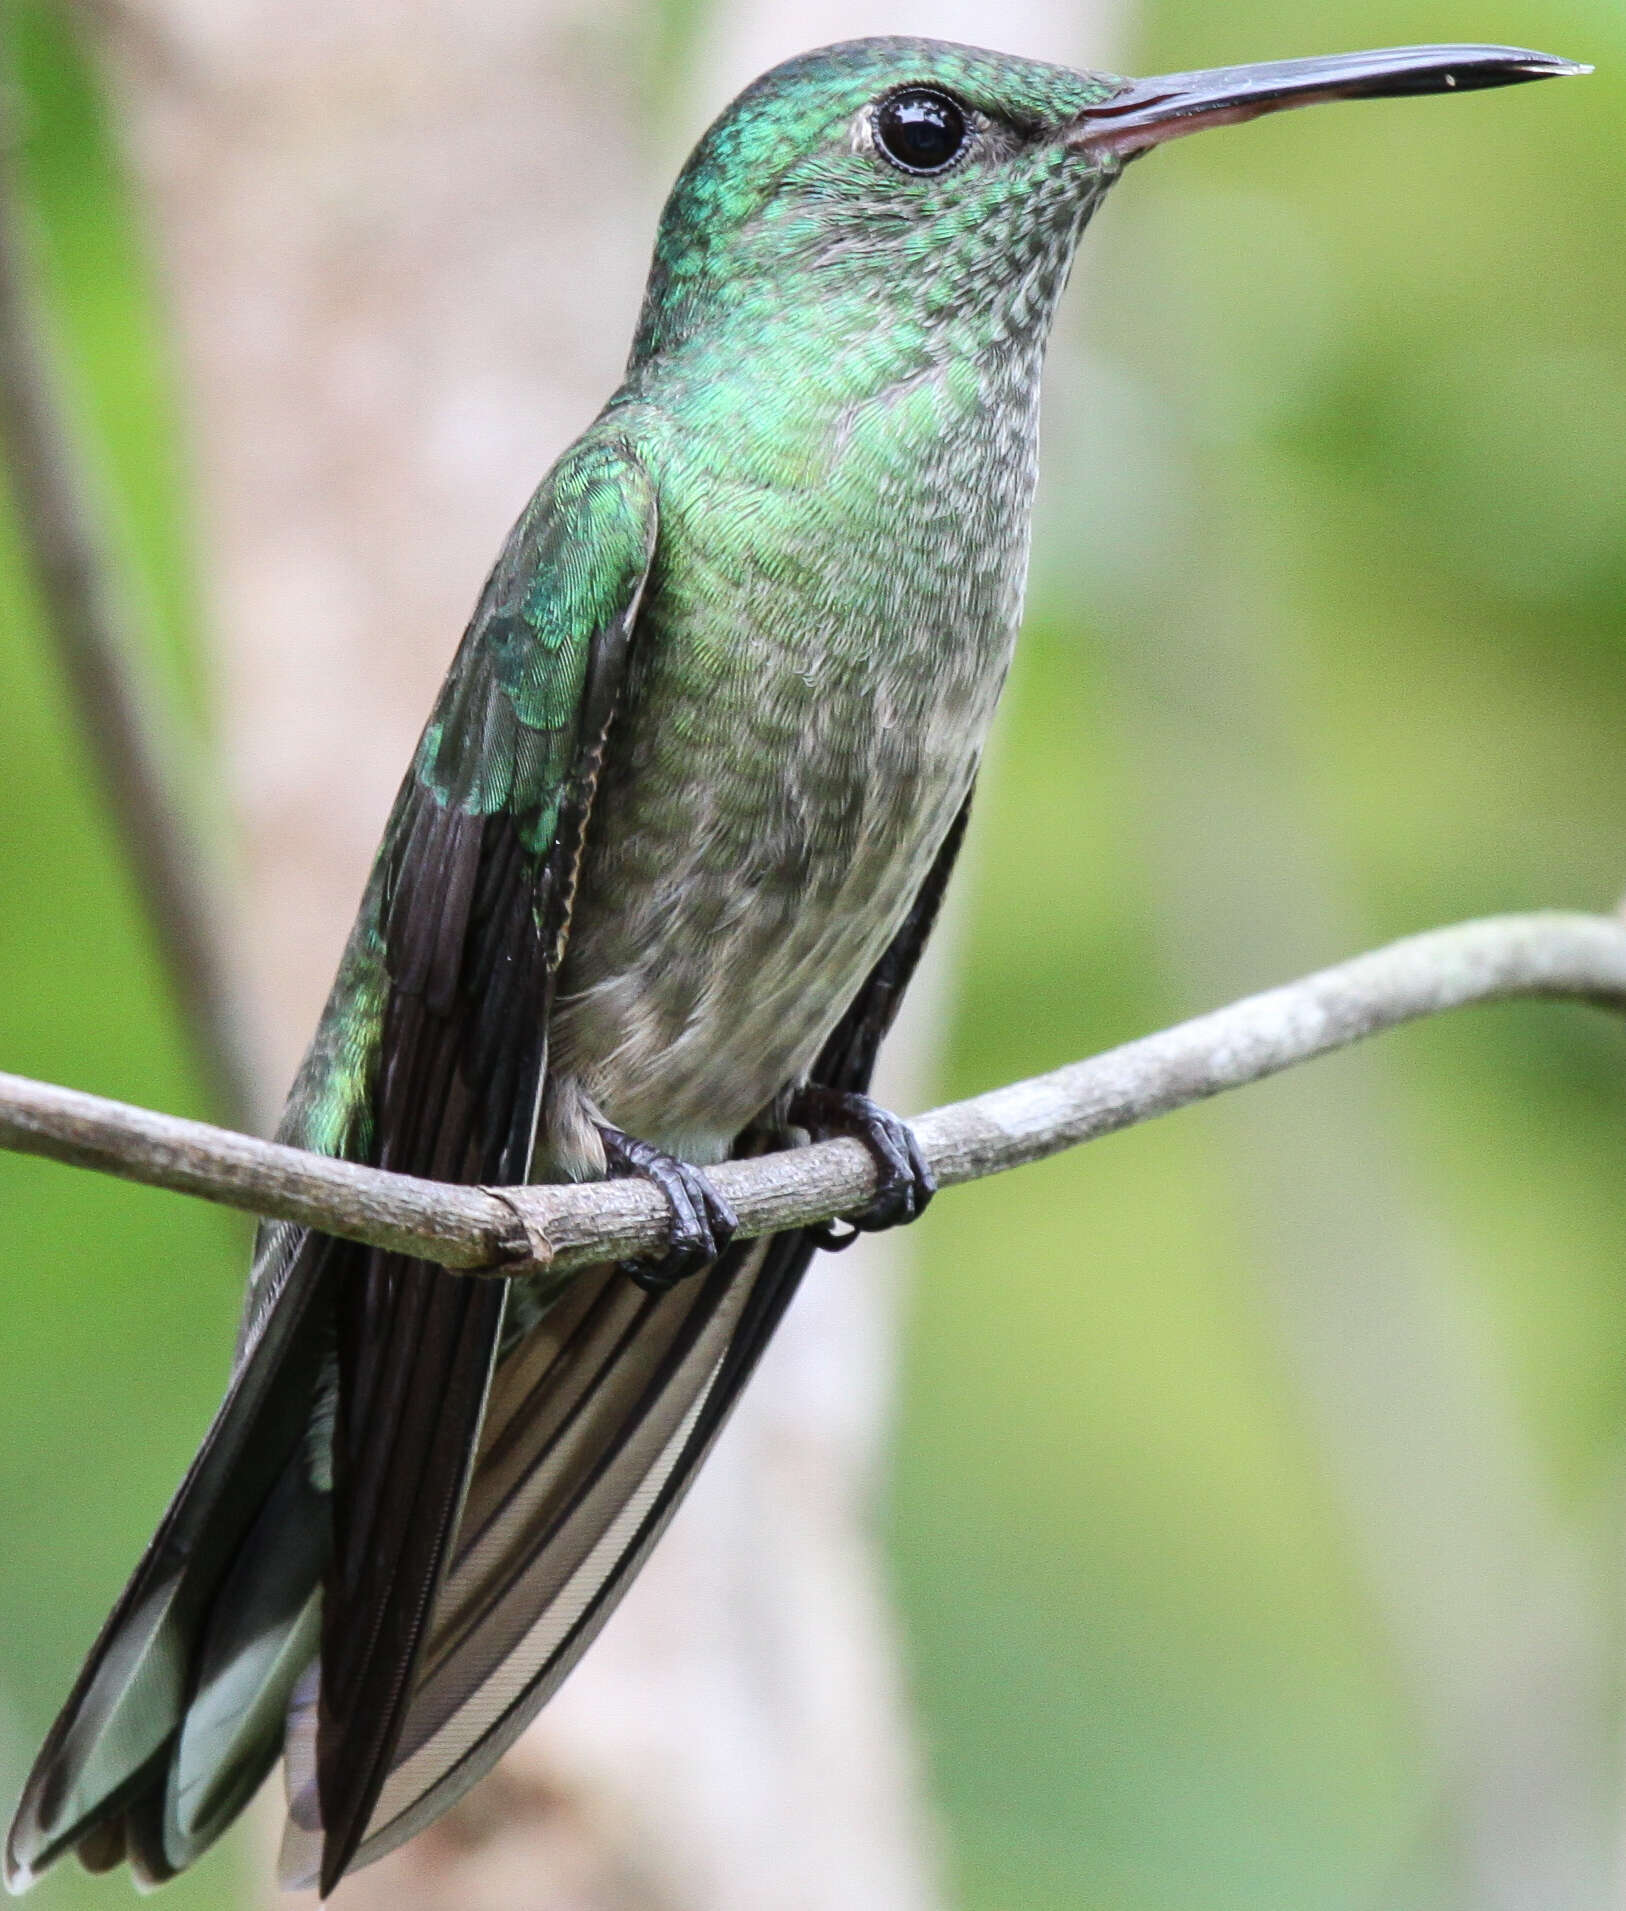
[[596, 1123, 739, 1293], [784, 1086, 936, 1251]]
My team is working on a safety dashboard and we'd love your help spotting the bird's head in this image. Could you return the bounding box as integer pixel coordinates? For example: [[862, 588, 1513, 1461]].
[[630, 36, 1583, 367]]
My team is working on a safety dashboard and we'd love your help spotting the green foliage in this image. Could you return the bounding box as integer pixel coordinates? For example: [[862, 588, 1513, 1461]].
[[0, 7, 245, 1907]]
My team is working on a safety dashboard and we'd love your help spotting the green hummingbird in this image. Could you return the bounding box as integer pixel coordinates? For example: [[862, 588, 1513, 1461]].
[[6, 34, 1582, 1898]]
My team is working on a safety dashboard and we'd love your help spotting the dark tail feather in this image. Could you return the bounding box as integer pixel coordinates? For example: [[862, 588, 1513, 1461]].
[[278, 1226, 815, 1888], [313, 1259, 507, 1894], [4, 1227, 339, 1891]]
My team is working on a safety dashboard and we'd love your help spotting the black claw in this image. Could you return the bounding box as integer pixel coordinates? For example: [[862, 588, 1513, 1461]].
[[786, 1087, 936, 1249], [597, 1124, 739, 1292]]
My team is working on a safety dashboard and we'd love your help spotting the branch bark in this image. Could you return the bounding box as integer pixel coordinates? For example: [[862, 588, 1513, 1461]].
[[3, 909, 1621, 1277]]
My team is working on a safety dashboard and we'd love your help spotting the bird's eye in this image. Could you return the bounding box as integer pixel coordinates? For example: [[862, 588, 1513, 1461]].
[[874, 89, 969, 174]]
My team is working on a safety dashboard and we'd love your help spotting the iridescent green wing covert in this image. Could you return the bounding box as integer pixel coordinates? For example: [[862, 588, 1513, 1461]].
[[314, 435, 657, 1893]]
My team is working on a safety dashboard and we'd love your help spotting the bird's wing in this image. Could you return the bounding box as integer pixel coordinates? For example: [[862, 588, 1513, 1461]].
[[2, 435, 657, 1898], [309, 436, 657, 1894], [279, 787, 976, 1886]]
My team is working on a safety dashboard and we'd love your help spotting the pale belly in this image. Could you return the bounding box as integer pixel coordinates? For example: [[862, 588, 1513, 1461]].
[[542, 602, 1009, 1173]]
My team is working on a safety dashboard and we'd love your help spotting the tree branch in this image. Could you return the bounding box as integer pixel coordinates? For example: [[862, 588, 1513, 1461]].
[[1, 910, 1621, 1280], [0, 65, 257, 1127]]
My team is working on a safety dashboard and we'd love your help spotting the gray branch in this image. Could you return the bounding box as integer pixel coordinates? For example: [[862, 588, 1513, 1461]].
[[1, 909, 1621, 1278], [0, 67, 257, 1127]]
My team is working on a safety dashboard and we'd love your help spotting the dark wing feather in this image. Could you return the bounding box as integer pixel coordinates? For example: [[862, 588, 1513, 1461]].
[[279, 785, 977, 1883], [1, 1226, 337, 1888], [313, 438, 657, 1893], [810, 791, 972, 1094], [5, 437, 655, 1897]]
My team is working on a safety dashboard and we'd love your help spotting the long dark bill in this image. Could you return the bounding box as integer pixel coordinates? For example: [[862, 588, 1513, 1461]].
[[1072, 45, 1589, 159]]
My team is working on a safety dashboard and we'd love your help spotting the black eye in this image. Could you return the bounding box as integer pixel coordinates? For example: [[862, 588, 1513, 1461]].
[[874, 88, 969, 174]]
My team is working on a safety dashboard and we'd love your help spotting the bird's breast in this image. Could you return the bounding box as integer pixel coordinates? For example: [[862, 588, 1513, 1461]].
[[544, 359, 1041, 1170]]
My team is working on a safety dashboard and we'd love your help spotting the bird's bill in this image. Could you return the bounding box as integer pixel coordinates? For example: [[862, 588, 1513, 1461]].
[[1070, 45, 1589, 159]]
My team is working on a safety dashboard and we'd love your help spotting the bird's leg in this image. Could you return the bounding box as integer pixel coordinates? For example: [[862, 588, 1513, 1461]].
[[594, 1122, 739, 1293], [782, 1086, 936, 1251]]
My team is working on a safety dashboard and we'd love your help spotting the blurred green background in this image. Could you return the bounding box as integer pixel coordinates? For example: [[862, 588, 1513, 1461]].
[[3, 2, 1625, 1908]]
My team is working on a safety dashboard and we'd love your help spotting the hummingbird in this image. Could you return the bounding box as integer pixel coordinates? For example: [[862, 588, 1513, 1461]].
[[6, 34, 1582, 1898]]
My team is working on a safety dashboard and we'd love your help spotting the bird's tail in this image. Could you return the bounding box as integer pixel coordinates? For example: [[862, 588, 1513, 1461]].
[[275, 1222, 815, 1889], [3, 1221, 341, 1890]]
